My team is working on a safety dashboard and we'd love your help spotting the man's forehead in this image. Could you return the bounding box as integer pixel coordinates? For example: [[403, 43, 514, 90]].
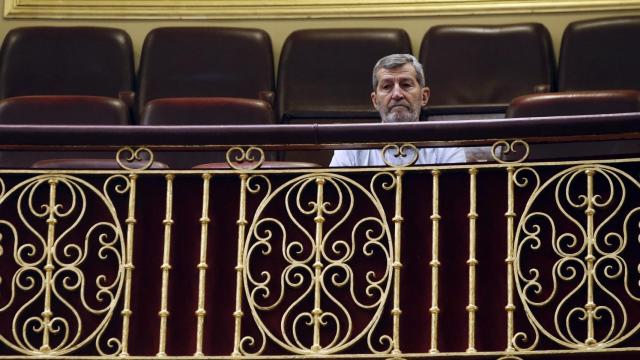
[[375, 64, 419, 82]]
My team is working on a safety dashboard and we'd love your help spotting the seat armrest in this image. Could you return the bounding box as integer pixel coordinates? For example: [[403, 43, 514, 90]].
[[118, 90, 135, 108], [533, 84, 551, 93], [259, 91, 275, 106]]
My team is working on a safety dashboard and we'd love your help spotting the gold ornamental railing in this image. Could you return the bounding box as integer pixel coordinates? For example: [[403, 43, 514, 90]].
[[1, 122, 640, 360]]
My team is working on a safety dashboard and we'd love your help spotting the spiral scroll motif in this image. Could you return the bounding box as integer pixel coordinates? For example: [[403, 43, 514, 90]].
[[116, 147, 154, 171], [381, 144, 419, 167], [226, 147, 265, 170], [241, 172, 394, 355], [514, 164, 640, 349], [0, 175, 126, 355], [492, 140, 530, 163]]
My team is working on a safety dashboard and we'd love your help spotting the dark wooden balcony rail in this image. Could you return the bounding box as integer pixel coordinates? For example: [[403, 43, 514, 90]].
[[0, 112, 639, 149], [0, 114, 639, 360]]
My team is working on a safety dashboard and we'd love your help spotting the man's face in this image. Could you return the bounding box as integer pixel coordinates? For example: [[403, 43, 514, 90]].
[[371, 63, 430, 123]]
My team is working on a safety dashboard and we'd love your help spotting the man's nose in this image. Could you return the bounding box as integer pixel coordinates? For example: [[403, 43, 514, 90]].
[[391, 84, 404, 99]]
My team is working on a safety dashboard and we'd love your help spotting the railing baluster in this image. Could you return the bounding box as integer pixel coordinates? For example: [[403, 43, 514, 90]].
[[120, 173, 138, 357], [391, 169, 404, 355], [505, 167, 516, 352], [311, 177, 326, 352], [194, 173, 212, 356], [40, 178, 59, 353], [466, 168, 478, 353], [232, 174, 248, 356], [157, 174, 175, 357], [429, 169, 441, 354], [585, 169, 596, 346]]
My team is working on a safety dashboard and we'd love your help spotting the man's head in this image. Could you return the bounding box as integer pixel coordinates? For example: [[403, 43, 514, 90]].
[[371, 54, 430, 123]]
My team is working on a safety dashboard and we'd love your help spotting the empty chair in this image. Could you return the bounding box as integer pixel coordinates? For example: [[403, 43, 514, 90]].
[[193, 161, 320, 170], [137, 27, 275, 116], [31, 158, 169, 170], [140, 97, 276, 168], [0, 95, 131, 168], [0, 95, 129, 125], [0, 26, 134, 101], [505, 90, 640, 160], [507, 90, 640, 118], [558, 16, 640, 91], [419, 23, 555, 117], [140, 97, 274, 125]]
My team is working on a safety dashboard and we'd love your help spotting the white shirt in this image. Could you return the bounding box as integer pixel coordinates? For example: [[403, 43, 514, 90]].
[[330, 147, 466, 167]]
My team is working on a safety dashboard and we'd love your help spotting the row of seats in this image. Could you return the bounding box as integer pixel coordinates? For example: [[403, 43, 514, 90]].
[[1, 89, 639, 169], [0, 96, 277, 168], [1, 17, 639, 167], [0, 16, 639, 127]]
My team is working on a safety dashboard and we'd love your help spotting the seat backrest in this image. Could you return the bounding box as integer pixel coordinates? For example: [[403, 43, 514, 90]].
[[420, 23, 555, 108], [140, 97, 275, 168], [140, 97, 274, 125], [506, 90, 640, 118], [137, 27, 274, 113], [0, 95, 130, 168], [0, 95, 130, 125], [276, 28, 411, 122], [505, 90, 640, 161], [192, 161, 320, 169], [558, 16, 640, 91], [0, 27, 134, 99]]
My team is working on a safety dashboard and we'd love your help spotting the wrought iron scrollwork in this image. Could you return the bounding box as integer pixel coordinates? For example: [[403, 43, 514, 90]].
[[226, 147, 265, 170], [514, 164, 640, 350], [0, 174, 127, 355], [116, 147, 154, 171], [239, 172, 395, 355], [497, 356, 524, 360], [381, 144, 419, 167], [492, 140, 530, 164]]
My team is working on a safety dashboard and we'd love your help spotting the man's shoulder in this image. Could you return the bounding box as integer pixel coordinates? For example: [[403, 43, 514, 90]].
[[332, 147, 466, 167], [426, 147, 466, 164], [330, 149, 359, 167], [330, 149, 377, 167]]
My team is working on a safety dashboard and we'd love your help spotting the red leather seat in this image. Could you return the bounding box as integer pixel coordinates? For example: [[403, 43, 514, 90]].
[[506, 90, 640, 160], [140, 97, 274, 126], [0, 95, 132, 168], [31, 158, 169, 170], [558, 16, 640, 91], [193, 161, 320, 169], [507, 90, 640, 118], [0, 95, 129, 125], [420, 23, 555, 117], [0, 27, 134, 102], [140, 97, 277, 168], [137, 27, 275, 118]]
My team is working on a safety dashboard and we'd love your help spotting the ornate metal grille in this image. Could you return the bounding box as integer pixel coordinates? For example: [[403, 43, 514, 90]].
[[0, 142, 638, 360]]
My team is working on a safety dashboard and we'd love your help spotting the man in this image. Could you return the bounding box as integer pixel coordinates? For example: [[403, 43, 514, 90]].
[[330, 54, 466, 166]]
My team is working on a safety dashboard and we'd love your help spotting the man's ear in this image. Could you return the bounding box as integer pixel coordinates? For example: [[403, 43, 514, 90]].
[[421, 86, 431, 106], [371, 91, 379, 110]]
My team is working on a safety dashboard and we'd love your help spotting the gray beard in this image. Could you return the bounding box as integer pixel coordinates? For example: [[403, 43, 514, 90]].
[[381, 108, 420, 123]]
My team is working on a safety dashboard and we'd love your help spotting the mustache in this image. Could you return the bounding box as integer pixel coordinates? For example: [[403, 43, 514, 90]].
[[388, 101, 412, 110]]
